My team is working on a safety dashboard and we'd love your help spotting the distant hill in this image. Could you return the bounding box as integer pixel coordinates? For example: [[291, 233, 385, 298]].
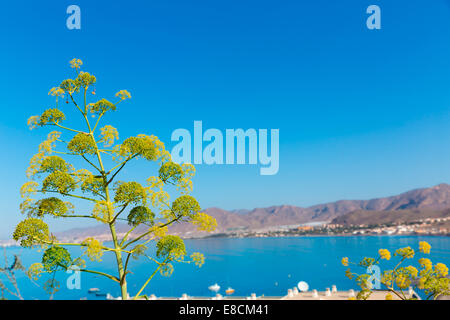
[[331, 208, 450, 226], [307, 183, 450, 221], [57, 183, 450, 240], [170, 183, 450, 236]]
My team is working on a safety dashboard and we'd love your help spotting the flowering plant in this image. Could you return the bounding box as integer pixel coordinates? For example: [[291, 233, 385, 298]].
[[342, 241, 449, 300]]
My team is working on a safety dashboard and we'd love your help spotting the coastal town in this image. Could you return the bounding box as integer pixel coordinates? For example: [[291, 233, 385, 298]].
[[1, 216, 449, 247], [203, 217, 450, 239]]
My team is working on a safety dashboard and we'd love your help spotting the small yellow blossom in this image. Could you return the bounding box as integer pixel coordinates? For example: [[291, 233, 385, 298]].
[[27, 116, 40, 130], [434, 263, 449, 277], [341, 257, 349, 267], [191, 212, 217, 232], [100, 125, 119, 147], [385, 293, 393, 300], [150, 223, 168, 238], [345, 268, 353, 280], [417, 277, 426, 290], [405, 266, 418, 278], [70, 58, 83, 69], [419, 241, 431, 254], [190, 252, 205, 267], [20, 181, 39, 198], [81, 238, 104, 262], [27, 263, 44, 281], [395, 274, 409, 289], [92, 201, 114, 223], [379, 249, 391, 260], [115, 89, 131, 100], [395, 246, 414, 259], [48, 87, 65, 97], [418, 258, 432, 271]]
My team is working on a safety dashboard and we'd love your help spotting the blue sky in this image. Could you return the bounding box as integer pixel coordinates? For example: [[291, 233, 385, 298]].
[[0, 0, 449, 238]]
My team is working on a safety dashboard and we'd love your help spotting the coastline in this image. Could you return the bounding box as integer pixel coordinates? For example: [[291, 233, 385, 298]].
[[1, 233, 448, 248]]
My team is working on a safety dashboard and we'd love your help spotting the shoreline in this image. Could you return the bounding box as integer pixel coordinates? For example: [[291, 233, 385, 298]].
[[190, 233, 450, 241]]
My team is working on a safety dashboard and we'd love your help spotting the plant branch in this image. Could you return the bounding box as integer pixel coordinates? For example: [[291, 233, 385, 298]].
[[79, 268, 120, 283], [92, 111, 106, 133], [111, 203, 130, 224], [133, 258, 168, 299], [106, 154, 139, 186], [69, 94, 85, 116], [51, 121, 85, 134], [122, 217, 180, 250], [38, 190, 97, 202], [81, 155, 102, 173], [120, 225, 138, 247]]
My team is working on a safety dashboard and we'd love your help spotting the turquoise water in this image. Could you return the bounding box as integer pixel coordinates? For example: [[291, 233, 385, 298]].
[[2, 236, 449, 300]]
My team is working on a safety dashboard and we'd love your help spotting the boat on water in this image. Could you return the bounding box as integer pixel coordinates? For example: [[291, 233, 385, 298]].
[[208, 283, 220, 292], [225, 287, 235, 295], [88, 288, 100, 293], [95, 292, 107, 297]]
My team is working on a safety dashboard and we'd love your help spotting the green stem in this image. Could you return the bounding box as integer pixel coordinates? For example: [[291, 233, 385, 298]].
[[38, 190, 97, 202], [81, 105, 128, 300], [52, 121, 85, 134], [120, 225, 137, 247], [123, 216, 180, 249], [81, 155, 102, 173], [133, 259, 167, 300], [79, 268, 120, 283]]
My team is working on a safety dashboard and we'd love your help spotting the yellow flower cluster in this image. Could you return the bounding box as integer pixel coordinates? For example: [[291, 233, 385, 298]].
[[149, 223, 168, 238], [160, 263, 174, 277], [395, 246, 414, 259], [131, 244, 148, 259], [344, 241, 450, 300], [417, 277, 427, 290], [191, 212, 217, 232], [113, 134, 166, 163], [26, 131, 61, 178], [39, 131, 61, 154], [70, 58, 83, 69], [435, 263, 449, 277], [27, 263, 44, 280], [115, 89, 131, 100], [93, 201, 114, 223], [395, 274, 410, 289], [100, 125, 119, 147], [341, 257, 349, 267], [419, 241, 431, 254], [190, 252, 205, 267], [49, 87, 65, 97], [177, 164, 196, 194], [151, 188, 170, 211], [82, 238, 104, 262], [146, 176, 170, 210], [378, 249, 391, 260], [345, 268, 353, 280], [20, 181, 39, 199], [13, 218, 50, 247], [405, 265, 418, 278], [418, 258, 432, 271], [27, 116, 40, 130]]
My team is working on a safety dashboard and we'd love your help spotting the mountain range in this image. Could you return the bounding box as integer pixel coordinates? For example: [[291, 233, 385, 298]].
[[58, 183, 450, 240], [172, 183, 450, 236]]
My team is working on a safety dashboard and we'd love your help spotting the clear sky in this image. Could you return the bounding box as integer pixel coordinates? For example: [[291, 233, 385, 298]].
[[0, 0, 449, 238]]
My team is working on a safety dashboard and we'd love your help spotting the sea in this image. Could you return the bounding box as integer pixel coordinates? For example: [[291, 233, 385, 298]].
[[1, 235, 449, 300]]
